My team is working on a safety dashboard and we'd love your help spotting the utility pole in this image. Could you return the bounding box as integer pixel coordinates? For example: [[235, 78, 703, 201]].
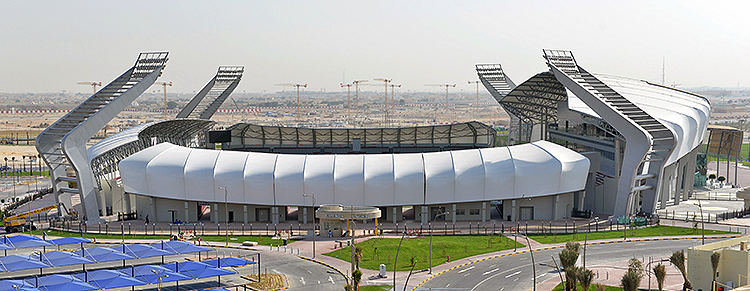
[[77, 81, 102, 94], [469, 80, 481, 112], [388, 84, 401, 126], [274, 83, 307, 123], [352, 80, 368, 124], [157, 81, 172, 120], [341, 83, 353, 124], [374, 78, 392, 126]]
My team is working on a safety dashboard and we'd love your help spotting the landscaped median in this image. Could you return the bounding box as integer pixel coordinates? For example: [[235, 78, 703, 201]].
[[526, 225, 736, 244], [30, 229, 296, 246], [324, 235, 522, 271]]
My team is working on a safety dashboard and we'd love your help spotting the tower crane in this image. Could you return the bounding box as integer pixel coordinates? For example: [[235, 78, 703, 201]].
[[274, 83, 307, 123], [388, 84, 401, 126], [77, 81, 102, 94], [469, 80, 481, 111], [352, 80, 368, 124], [157, 81, 172, 120], [374, 78, 392, 126], [341, 83, 353, 123], [425, 83, 456, 109]]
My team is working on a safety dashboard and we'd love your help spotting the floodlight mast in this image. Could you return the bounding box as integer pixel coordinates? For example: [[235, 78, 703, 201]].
[[274, 83, 307, 123], [374, 78, 392, 126]]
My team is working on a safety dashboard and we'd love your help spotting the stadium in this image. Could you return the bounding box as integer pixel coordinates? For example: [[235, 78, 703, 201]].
[[37, 49, 710, 224]]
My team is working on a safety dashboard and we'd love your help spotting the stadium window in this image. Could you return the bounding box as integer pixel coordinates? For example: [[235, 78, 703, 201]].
[[470, 209, 480, 215], [456, 209, 465, 215]]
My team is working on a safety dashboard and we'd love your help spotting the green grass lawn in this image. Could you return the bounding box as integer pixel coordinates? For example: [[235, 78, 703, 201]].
[[324, 235, 522, 271], [552, 282, 622, 291], [30, 229, 294, 246], [358, 285, 392, 291], [527, 225, 736, 244]]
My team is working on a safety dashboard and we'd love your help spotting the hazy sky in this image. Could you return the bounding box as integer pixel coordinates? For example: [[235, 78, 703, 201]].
[[1, 1, 748, 94]]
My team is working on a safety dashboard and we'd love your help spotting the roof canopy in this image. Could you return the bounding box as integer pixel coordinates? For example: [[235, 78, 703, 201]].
[[74, 247, 135, 263]]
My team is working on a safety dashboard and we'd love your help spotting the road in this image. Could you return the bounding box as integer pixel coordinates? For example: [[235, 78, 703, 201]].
[[417, 238, 718, 291]]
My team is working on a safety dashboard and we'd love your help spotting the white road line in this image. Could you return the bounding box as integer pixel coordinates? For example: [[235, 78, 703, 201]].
[[483, 268, 499, 275], [470, 265, 525, 291], [300, 277, 306, 285], [458, 266, 475, 273], [446, 284, 451, 288], [513, 277, 519, 282], [272, 269, 280, 274], [505, 271, 522, 278], [488, 264, 496, 268], [317, 280, 321, 285], [329, 276, 335, 284], [306, 269, 312, 274]]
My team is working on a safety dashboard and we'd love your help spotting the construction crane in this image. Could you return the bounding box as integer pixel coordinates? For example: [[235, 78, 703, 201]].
[[3, 204, 75, 233], [77, 81, 102, 94], [274, 83, 307, 123], [388, 84, 401, 126], [352, 80, 368, 124], [469, 80, 481, 112], [373, 78, 392, 126], [341, 83, 354, 123], [157, 81, 172, 120], [425, 84, 456, 110]]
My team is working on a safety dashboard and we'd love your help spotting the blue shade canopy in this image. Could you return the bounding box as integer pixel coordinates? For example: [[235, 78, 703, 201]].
[[0, 255, 50, 272], [73, 269, 146, 289], [31, 251, 94, 267], [0, 235, 53, 249], [201, 289, 230, 291], [203, 257, 256, 268], [117, 265, 190, 284], [111, 244, 172, 259], [0, 244, 12, 251], [48, 237, 90, 246], [150, 241, 212, 254], [25, 274, 96, 291], [162, 261, 234, 279], [0, 279, 42, 291], [73, 247, 134, 263]]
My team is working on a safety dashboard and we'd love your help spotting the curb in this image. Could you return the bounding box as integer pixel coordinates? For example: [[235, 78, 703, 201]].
[[412, 234, 742, 291], [298, 256, 350, 286]]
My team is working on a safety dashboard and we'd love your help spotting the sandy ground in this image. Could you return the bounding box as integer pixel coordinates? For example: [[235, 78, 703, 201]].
[[0, 145, 40, 160]]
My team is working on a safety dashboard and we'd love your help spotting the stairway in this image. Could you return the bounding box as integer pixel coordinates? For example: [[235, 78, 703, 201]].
[[177, 66, 244, 120], [543, 49, 674, 215], [36, 52, 168, 221]]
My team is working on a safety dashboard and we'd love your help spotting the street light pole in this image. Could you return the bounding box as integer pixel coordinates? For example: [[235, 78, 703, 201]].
[[303, 193, 316, 259], [430, 211, 449, 274], [218, 186, 228, 246]]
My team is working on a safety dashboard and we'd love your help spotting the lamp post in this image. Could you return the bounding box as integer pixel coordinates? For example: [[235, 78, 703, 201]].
[[430, 211, 449, 274], [11, 157, 15, 202], [515, 194, 527, 252], [303, 193, 316, 259], [151, 269, 168, 291], [350, 205, 356, 275], [218, 186, 228, 246]]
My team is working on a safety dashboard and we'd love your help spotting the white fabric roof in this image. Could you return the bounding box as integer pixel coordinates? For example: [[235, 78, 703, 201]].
[[564, 74, 710, 165], [119, 141, 590, 206]]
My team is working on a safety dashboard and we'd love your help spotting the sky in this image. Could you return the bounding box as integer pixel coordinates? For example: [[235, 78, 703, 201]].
[[1, 0, 748, 94]]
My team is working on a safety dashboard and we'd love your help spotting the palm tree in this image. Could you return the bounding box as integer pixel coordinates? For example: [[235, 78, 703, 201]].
[[621, 258, 644, 291], [670, 250, 692, 291], [653, 263, 666, 291], [578, 268, 594, 291], [354, 246, 363, 269], [711, 252, 721, 291], [559, 243, 580, 291]]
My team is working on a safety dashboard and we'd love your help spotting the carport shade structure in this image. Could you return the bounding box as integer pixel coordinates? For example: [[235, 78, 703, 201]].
[[112, 244, 172, 259], [117, 265, 190, 284], [25, 274, 96, 291], [0, 279, 42, 291], [0, 255, 49, 272], [73, 269, 146, 289], [150, 240, 212, 254], [202, 257, 256, 268], [1, 235, 53, 249], [73, 247, 135, 263], [31, 251, 94, 267], [162, 261, 235, 279], [48, 237, 90, 246]]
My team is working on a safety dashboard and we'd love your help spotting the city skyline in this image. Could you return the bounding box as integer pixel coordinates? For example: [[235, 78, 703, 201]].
[[1, 1, 748, 94]]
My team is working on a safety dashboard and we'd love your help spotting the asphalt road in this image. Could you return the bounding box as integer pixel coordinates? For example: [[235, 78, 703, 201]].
[[0, 243, 346, 291], [417, 238, 719, 291]]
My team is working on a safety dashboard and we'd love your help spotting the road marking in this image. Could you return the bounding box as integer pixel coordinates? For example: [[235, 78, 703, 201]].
[[483, 268, 499, 275], [505, 271, 521, 278], [488, 264, 496, 268], [329, 276, 335, 284], [317, 280, 320, 285], [272, 269, 280, 274], [458, 266, 475, 273], [513, 277, 519, 282], [306, 269, 312, 274], [470, 265, 525, 291], [300, 277, 306, 285], [446, 284, 450, 287]]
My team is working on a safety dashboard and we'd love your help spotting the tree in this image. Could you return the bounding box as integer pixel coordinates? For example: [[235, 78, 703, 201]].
[[354, 246, 363, 269], [709, 173, 716, 183], [559, 242, 580, 291], [670, 250, 692, 291], [352, 269, 362, 291], [711, 252, 721, 291], [621, 258, 644, 291], [718, 176, 726, 186], [166, 101, 178, 109], [577, 268, 594, 291], [653, 263, 666, 291]]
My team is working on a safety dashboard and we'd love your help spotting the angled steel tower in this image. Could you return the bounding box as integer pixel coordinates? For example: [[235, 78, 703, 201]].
[[37, 52, 169, 222], [177, 66, 244, 119]]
